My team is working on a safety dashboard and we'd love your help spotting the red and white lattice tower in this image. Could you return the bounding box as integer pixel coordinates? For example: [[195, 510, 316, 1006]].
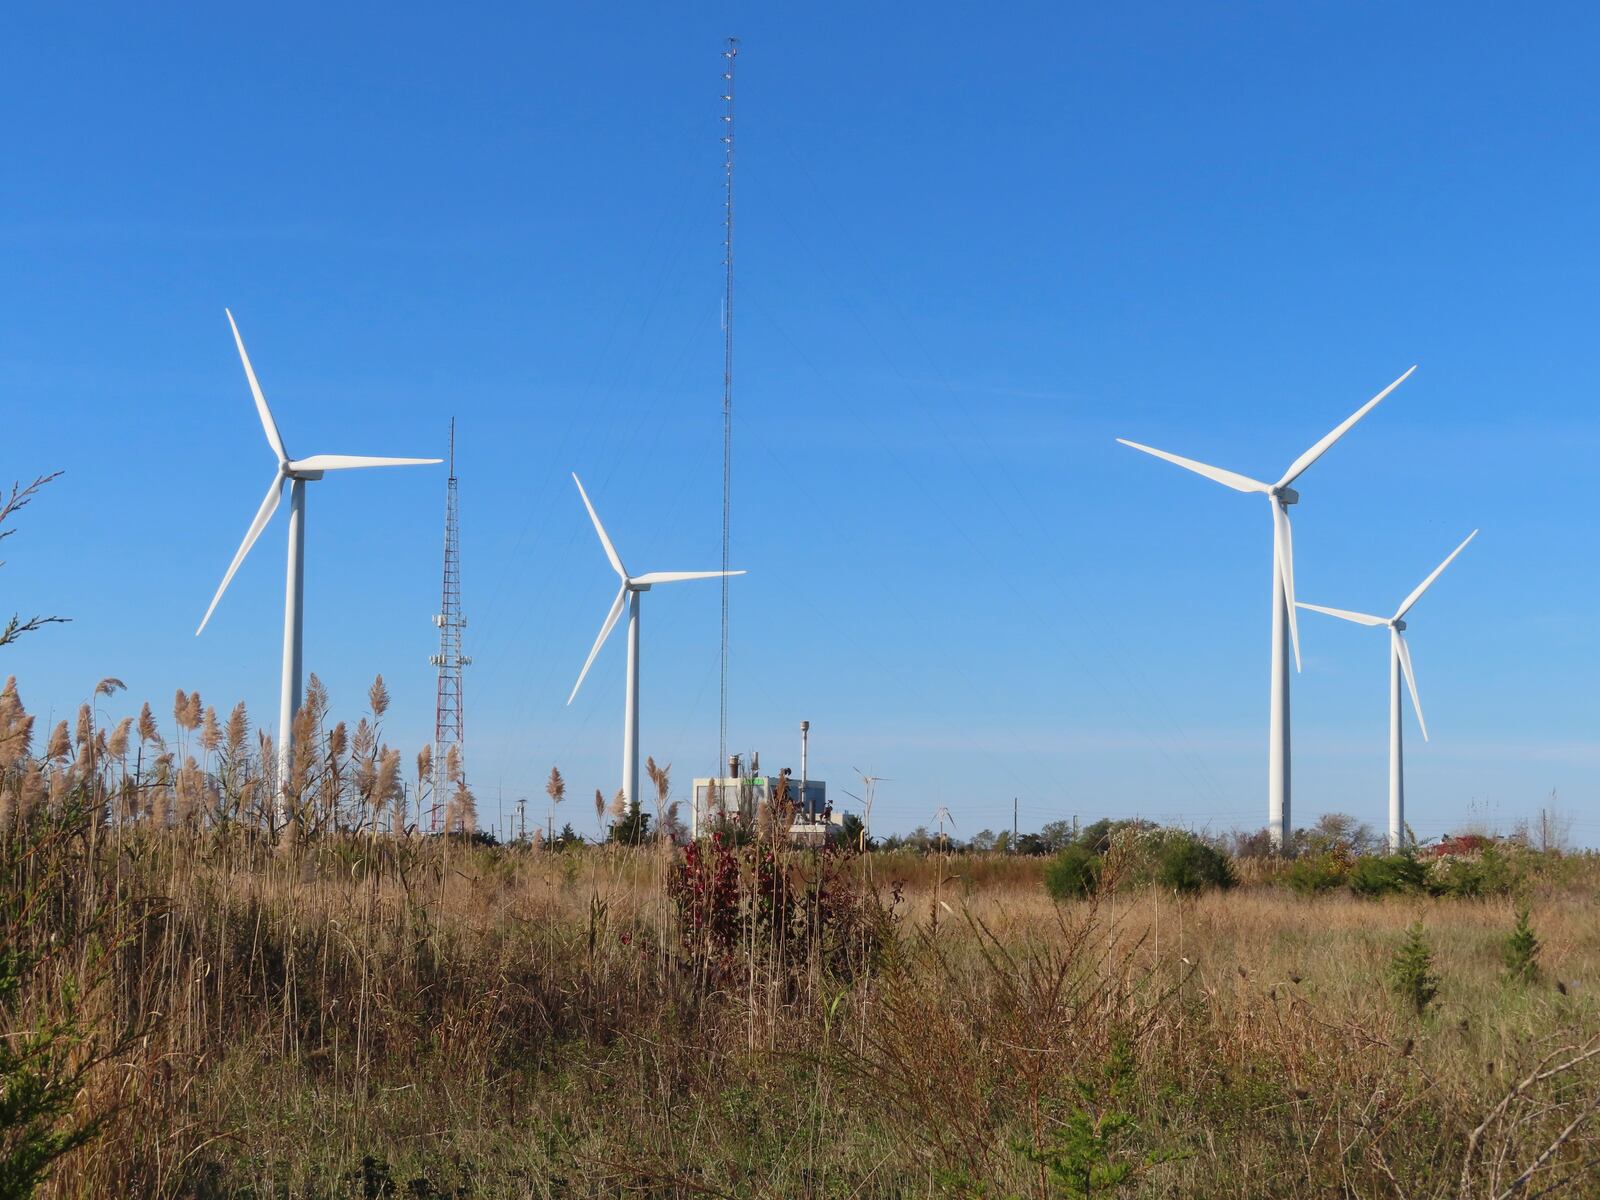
[[429, 419, 469, 830]]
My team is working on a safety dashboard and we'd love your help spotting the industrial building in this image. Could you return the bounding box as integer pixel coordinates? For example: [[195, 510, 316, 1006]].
[[691, 722, 838, 845]]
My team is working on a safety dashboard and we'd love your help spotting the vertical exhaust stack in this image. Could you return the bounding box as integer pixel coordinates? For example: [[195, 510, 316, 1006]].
[[800, 720, 810, 814]]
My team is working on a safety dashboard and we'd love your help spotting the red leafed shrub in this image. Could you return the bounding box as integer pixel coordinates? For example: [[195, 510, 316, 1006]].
[[1431, 833, 1494, 858], [670, 832, 746, 964], [667, 833, 888, 986]]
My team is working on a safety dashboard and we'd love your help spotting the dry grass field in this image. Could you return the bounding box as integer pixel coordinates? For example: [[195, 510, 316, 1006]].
[[3, 680, 1599, 1197]]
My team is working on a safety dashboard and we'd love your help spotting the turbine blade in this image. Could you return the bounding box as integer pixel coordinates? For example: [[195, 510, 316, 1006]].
[[1394, 529, 1478, 621], [1296, 602, 1389, 626], [571, 473, 627, 579], [630, 569, 747, 585], [1277, 365, 1416, 487], [1115, 439, 1271, 494], [567, 584, 628, 705], [289, 454, 443, 471], [196, 471, 283, 635], [1272, 498, 1301, 671], [1395, 629, 1428, 741], [225, 309, 288, 464]]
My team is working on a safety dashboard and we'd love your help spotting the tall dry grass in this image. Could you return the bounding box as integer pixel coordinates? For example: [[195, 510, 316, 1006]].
[[1, 680, 1598, 1197]]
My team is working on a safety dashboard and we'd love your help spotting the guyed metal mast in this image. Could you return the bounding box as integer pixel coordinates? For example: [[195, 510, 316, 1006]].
[[718, 36, 738, 774]]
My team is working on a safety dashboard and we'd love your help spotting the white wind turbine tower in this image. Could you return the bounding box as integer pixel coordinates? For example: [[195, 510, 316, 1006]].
[[1298, 530, 1477, 852], [566, 474, 744, 808], [196, 310, 440, 817], [850, 769, 891, 847], [1117, 365, 1416, 849]]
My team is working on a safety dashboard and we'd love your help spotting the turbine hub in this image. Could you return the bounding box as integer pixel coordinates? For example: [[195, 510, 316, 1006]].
[[626, 581, 652, 593], [1273, 485, 1300, 506], [1393, 618, 1407, 632]]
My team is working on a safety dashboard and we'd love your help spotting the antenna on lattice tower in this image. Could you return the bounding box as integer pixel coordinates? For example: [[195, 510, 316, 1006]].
[[718, 36, 738, 776], [430, 418, 471, 831]]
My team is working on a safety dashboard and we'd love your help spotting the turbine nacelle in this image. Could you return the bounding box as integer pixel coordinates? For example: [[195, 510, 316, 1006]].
[[1296, 529, 1478, 744], [1118, 366, 1417, 676], [195, 310, 440, 636], [566, 473, 745, 706]]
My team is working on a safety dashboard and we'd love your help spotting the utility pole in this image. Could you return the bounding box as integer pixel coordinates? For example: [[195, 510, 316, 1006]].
[[718, 36, 738, 778], [1012, 797, 1018, 854]]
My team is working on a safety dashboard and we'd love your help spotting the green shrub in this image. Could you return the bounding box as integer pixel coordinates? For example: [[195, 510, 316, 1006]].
[[1044, 844, 1102, 900], [1428, 845, 1522, 899], [1389, 919, 1440, 1017], [1011, 1039, 1176, 1195], [1285, 853, 1348, 895], [1, 799, 142, 1195], [0, 949, 104, 1197], [1155, 836, 1234, 896], [1076, 818, 1118, 854], [1503, 907, 1541, 984], [608, 800, 652, 845], [1348, 854, 1427, 898], [837, 812, 867, 850]]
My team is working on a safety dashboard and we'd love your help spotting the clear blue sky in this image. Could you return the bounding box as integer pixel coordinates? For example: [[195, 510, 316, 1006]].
[[3, 4, 1596, 843]]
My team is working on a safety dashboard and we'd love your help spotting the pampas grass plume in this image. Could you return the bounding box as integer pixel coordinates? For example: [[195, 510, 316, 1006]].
[[368, 674, 390, 720], [138, 702, 159, 745]]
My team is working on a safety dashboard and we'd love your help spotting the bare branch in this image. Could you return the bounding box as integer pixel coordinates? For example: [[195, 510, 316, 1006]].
[[0, 470, 64, 555], [0, 613, 71, 648], [1462, 1036, 1600, 1195], [1495, 1092, 1600, 1199], [0, 470, 67, 647]]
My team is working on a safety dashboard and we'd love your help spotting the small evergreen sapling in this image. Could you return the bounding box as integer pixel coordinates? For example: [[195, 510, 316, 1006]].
[[1012, 1039, 1179, 1197], [1389, 919, 1440, 1017], [1503, 906, 1541, 984]]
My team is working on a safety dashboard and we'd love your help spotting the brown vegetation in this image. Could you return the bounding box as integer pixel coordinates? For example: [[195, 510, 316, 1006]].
[[2, 683, 1598, 1197]]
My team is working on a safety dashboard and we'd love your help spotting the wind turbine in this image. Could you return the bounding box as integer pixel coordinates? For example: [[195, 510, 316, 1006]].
[[566, 473, 744, 808], [1117, 365, 1415, 849], [1298, 530, 1477, 851], [851, 768, 891, 846], [196, 310, 440, 818]]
